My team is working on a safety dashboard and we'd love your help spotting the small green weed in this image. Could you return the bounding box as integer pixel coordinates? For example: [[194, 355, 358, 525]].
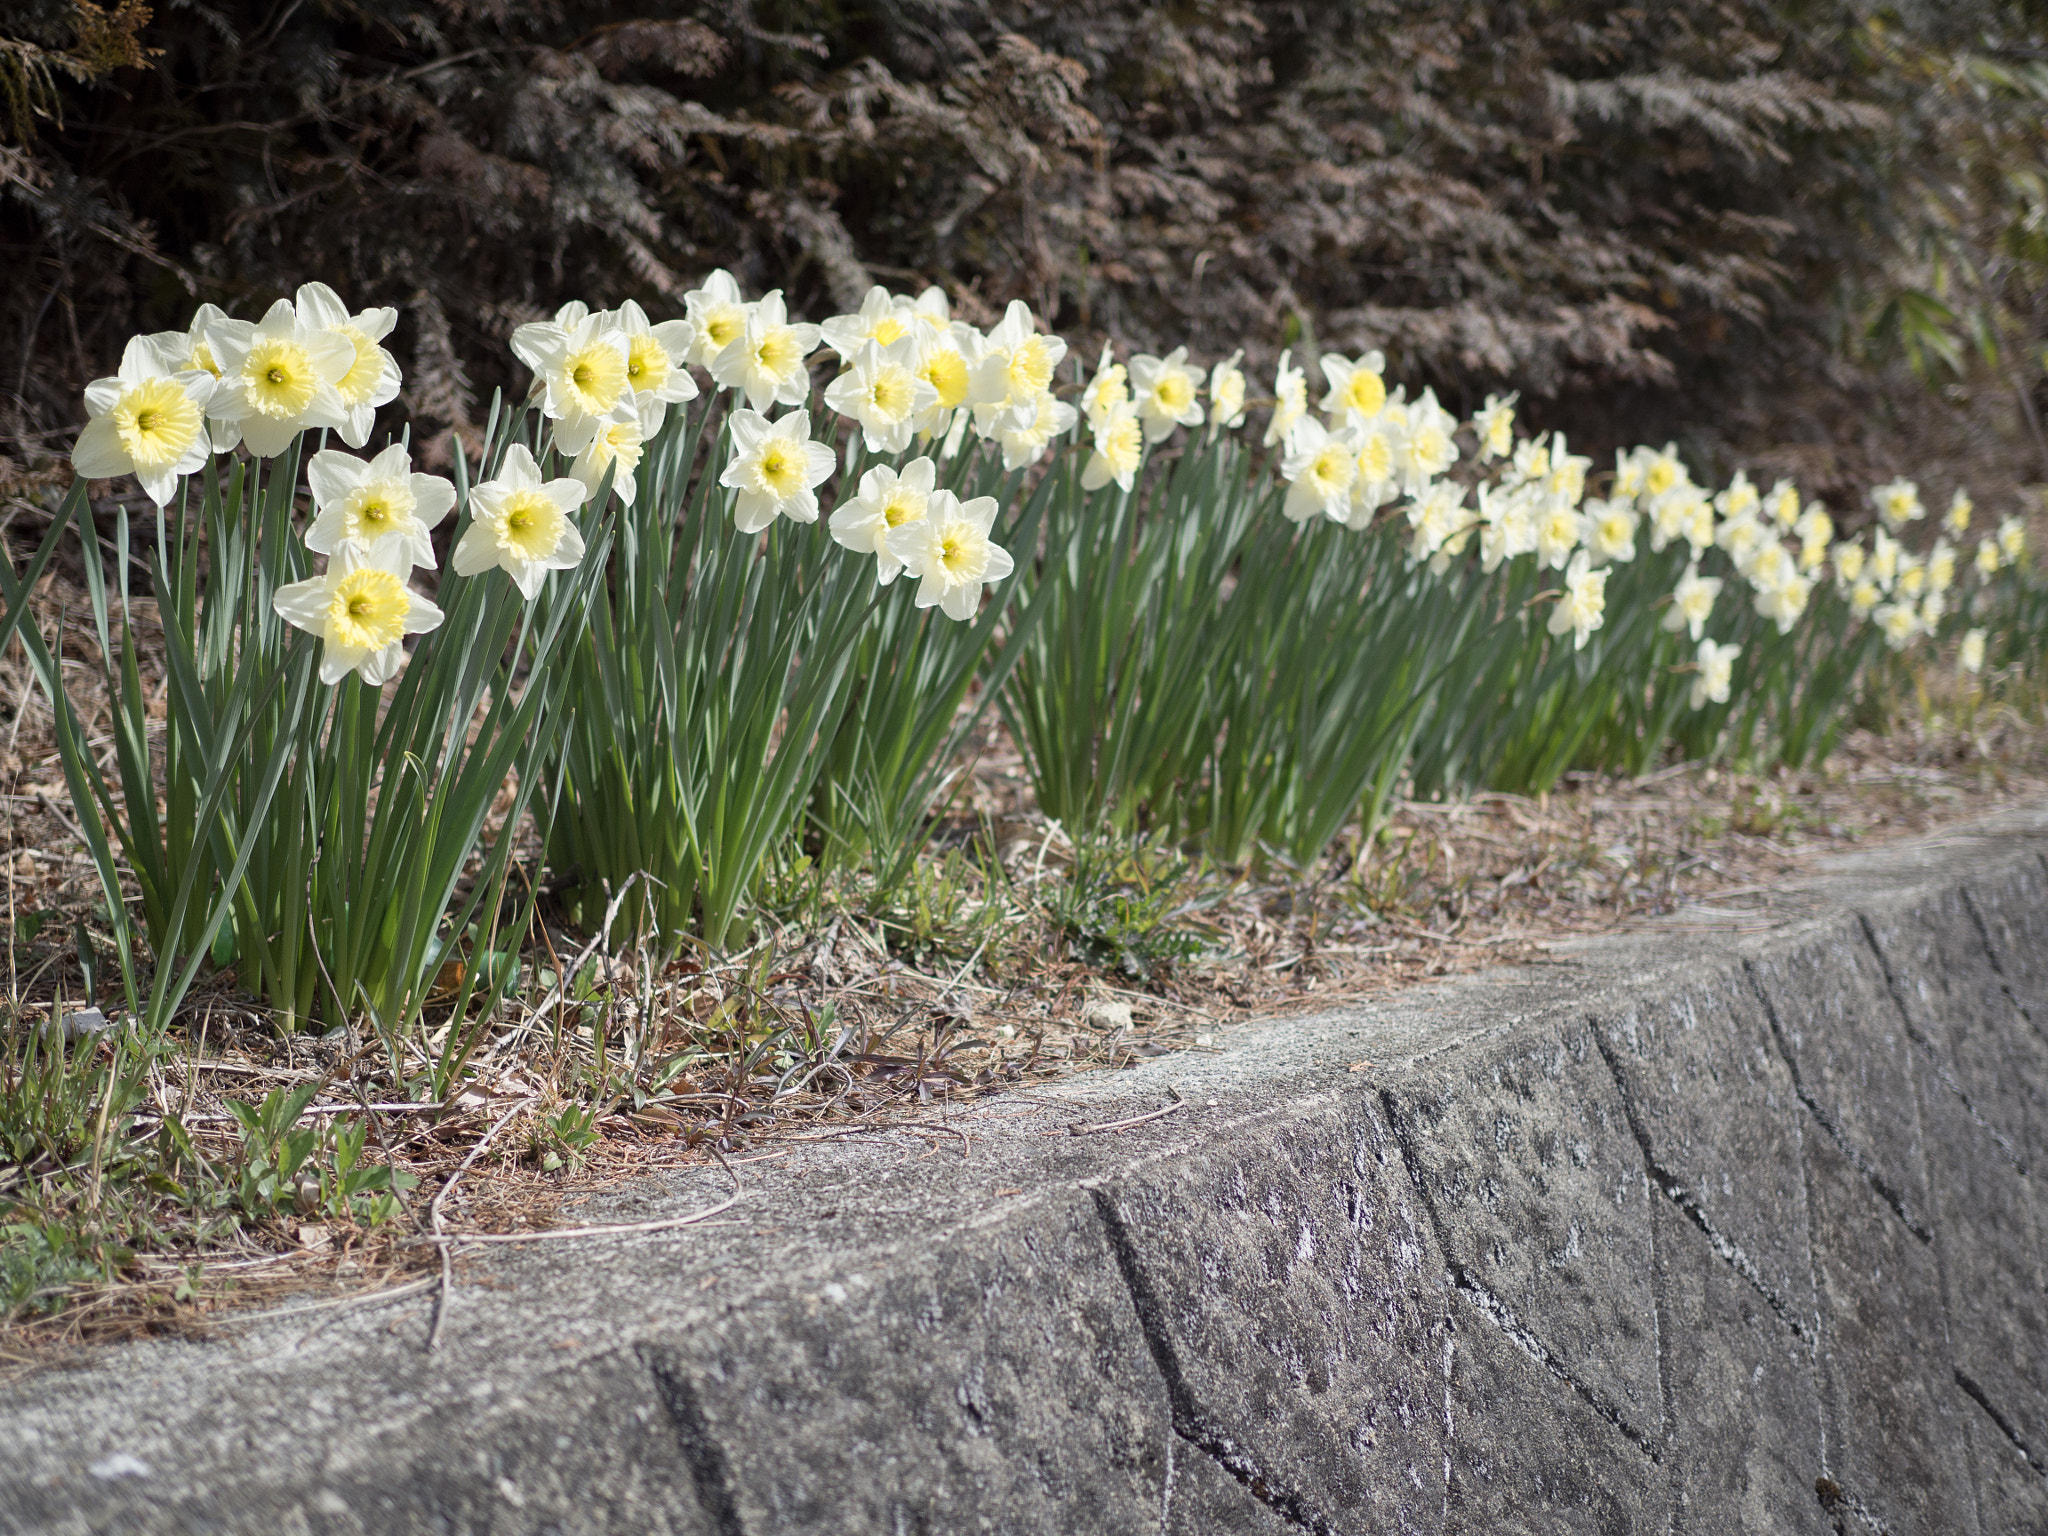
[[869, 844, 1004, 968], [225, 1084, 414, 1227], [1038, 836, 1214, 979]]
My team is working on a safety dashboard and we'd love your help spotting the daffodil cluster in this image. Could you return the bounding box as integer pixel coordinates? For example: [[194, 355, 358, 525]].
[[525, 270, 1026, 621], [74, 284, 597, 687], [72, 282, 401, 506]]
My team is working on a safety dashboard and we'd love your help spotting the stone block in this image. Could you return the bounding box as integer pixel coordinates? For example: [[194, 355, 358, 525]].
[[1959, 1407, 2048, 1536], [1595, 973, 1816, 1328], [1802, 1124, 1978, 1534], [1651, 1198, 1829, 1534], [1384, 1022, 1662, 1446], [1749, 928, 1936, 1239], [0, 1344, 720, 1536], [1865, 888, 2048, 1177], [642, 1192, 1200, 1535], [1916, 1068, 2048, 1463], [1963, 854, 2048, 1027], [1443, 1291, 1660, 1534], [1094, 1094, 1450, 1535]]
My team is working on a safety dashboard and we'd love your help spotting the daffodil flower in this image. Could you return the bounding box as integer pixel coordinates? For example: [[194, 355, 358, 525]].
[[684, 270, 754, 369], [1793, 505, 1833, 559], [273, 543, 444, 686], [1752, 565, 1811, 634], [1406, 481, 1470, 563], [1279, 418, 1358, 523], [820, 285, 910, 360], [1081, 403, 1145, 493], [1547, 551, 1606, 651], [1080, 344, 1130, 433], [1960, 628, 1986, 675], [1875, 600, 1921, 650], [1208, 351, 1247, 430], [1478, 484, 1537, 573], [1976, 538, 2002, 578], [968, 301, 1066, 435], [885, 488, 1013, 621], [824, 337, 937, 454], [1870, 528, 1900, 588], [1611, 447, 1647, 502], [1263, 350, 1307, 449], [1472, 393, 1517, 461], [1834, 540, 1867, 585], [1129, 347, 1205, 443], [1395, 389, 1461, 493], [910, 323, 978, 436], [720, 408, 835, 533], [1690, 638, 1739, 709], [1534, 499, 1581, 571], [1544, 434, 1590, 505], [1764, 479, 1801, 529], [570, 400, 652, 507], [1927, 540, 1956, 594], [830, 457, 935, 585], [1944, 488, 1972, 536], [304, 444, 455, 572], [902, 286, 953, 337], [203, 298, 354, 458], [993, 391, 1077, 471], [145, 302, 242, 452], [1645, 490, 1688, 553], [1998, 515, 2026, 564], [1662, 563, 1722, 640], [1682, 497, 1716, 557], [1716, 512, 1765, 575], [1510, 434, 1552, 489], [1580, 498, 1638, 565], [1871, 477, 1923, 530], [1715, 470, 1759, 523], [711, 290, 823, 414], [510, 309, 632, 454], [451, 444, 588, 600], [1746, 540, 1794, 593], [1643, 443, 1686, 499], [296, 282, 401, 449], [1345, 426, 1399, 527], [71, 335, 218, 507], [1318, 350, 1387, 426], [611, 299, 699, 435]]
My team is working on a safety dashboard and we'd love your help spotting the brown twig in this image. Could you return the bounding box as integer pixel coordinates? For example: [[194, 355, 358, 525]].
[[1066, 1092, 1184, 1136], [421, 1151, 744, 1246], [424, 1097, 534, 1352]]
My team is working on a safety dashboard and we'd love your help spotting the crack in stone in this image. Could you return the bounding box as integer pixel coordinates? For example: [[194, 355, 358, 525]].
[[1856, 912, 2028, 1176], [1375, 1088, 1665, 1465], [1745, 960, 1936, 1244], [1958, 885, 2046, 1047], [640, 1346, 748, 1536], [1089, 1188, 1344, 1536], [1955, 1367, 2048, 1478], [1589, 1023, 1816, 1349], [1441, 1256, 1665, 1462]]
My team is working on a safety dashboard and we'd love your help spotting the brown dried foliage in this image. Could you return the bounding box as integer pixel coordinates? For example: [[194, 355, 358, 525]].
[[2, 0, 2044, 492]]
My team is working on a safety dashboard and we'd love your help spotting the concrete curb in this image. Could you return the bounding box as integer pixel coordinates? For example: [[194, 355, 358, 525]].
[[5, 805, 2048, 1534]]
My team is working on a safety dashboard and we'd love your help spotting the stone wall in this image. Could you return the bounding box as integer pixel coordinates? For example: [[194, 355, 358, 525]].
[[3, 816, 2045, 1534]]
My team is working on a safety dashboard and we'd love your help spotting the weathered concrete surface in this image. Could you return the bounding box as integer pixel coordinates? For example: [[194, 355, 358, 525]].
[[5, 803, 2048, 1534]]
